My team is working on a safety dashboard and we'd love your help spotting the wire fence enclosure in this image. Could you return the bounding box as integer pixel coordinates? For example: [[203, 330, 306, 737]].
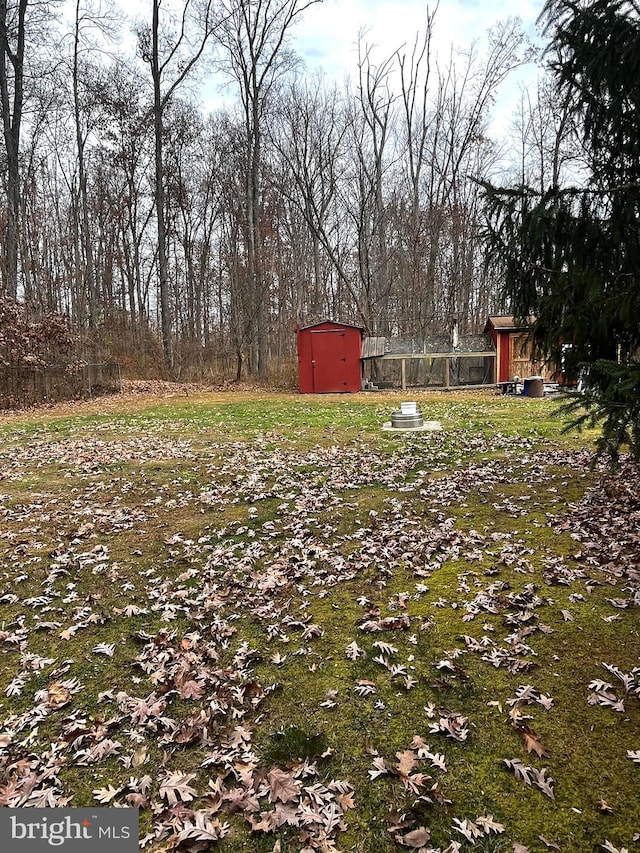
[[365, 353, 497, 390], [0, 363, 122, 410], [362, 333, 497, 390]]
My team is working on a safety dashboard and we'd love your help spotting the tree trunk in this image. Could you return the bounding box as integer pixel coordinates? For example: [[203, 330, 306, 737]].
[[73, 0, 96, 328], [151, 0, 173, 374], [0, 0, 27, 297]]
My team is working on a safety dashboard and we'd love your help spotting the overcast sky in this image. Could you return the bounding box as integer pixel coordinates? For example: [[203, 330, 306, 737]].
[[105, 0, 548, 137], [287, 0, 548, 134], [293, 0, 545, 76]]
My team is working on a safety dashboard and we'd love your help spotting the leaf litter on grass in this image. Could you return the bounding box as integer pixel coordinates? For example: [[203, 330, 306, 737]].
[[0, 395, 638, 851]]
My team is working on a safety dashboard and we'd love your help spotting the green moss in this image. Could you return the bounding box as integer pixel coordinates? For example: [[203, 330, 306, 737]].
[[260, 725, 328, 765]]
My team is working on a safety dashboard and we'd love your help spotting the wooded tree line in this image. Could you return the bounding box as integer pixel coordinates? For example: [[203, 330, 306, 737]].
[[0, 0, 580, 379]]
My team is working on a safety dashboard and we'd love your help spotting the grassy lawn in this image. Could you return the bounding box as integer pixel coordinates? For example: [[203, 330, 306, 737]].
[[0, 389, 638, 853]]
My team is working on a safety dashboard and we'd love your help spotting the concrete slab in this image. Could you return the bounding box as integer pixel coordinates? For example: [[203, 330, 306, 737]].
[[382, 420, 442, 432]]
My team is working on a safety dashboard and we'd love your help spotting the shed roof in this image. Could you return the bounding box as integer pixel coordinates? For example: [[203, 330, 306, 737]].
[[485, 315, 535, 332], [298, 320, 364, 333]]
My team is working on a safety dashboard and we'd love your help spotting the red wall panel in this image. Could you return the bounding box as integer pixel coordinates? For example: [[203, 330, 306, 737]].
[[297, 322, 362, 393]]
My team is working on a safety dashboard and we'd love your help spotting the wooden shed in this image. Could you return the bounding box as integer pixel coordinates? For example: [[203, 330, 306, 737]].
[[484, 315, 554, 383], [297, 321, 363, 393]]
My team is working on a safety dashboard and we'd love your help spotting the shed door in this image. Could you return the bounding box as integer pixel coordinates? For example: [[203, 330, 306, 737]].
[[509, 334, 535, 379], [311, 330, 349, 392], [509, 333, 552, 380]]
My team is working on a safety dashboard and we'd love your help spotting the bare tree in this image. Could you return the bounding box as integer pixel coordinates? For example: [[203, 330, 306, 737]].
[[507, 73, 577, 193], [0, 0, 547, 380], [215, 0, 324, 377], [350, 37, 397, 334], [96, 62, 155, 343], [394, 11, 437, 333], [0, 0, 28, 296], [268, 77, 356, 322], [69, 0, 118, 335], [137, 0, 218, 374], [418, 18, 529, 329]]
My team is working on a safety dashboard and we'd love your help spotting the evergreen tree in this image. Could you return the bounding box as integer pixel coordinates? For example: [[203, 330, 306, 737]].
[[483, 0, 640, 464]]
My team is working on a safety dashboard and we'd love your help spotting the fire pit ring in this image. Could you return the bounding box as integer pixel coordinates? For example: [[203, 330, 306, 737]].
[[382, 401, 442, 432], [390, 402, 424, 428]]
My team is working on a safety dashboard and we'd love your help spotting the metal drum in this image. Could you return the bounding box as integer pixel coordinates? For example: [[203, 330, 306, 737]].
[[391, 408, 424, 429]]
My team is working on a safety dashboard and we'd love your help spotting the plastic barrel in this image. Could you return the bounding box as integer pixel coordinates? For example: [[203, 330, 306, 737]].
[[523, 376, 544, 398]]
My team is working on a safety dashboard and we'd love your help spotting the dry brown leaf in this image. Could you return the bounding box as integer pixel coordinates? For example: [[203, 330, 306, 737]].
[[400, 826, 430, 848], [93, 784, 120, 803], [267, 768, 300, 804], [47, 682, 71, 708], [517, 725, 550, 758], [159, 771, 198, 806], [396, 749, 417, 777]]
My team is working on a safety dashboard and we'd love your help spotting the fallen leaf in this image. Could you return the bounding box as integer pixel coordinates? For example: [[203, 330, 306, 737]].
[[267, 768, 300, 804], [159, 771, 198, 806], [93, 784, 121, 803], [400, 826, 430, 847], [47, 682, 71, 708], [92, 643, 115, 657], [517, 725, 550, 758]]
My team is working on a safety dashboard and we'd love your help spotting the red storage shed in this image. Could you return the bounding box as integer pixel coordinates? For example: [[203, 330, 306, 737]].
[[485, 315, 550, 383], [297, 321, 363, 393]]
